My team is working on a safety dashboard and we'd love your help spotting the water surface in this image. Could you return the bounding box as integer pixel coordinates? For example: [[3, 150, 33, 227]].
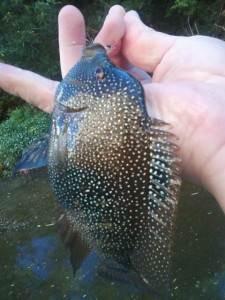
[[0, 169, 224, 299]]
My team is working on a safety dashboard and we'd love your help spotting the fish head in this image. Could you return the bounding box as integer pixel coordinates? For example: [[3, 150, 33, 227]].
[[50, 43, 148, 167], [55, 43, 146, 114]]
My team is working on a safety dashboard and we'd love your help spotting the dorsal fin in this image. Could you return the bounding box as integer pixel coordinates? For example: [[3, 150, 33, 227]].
[[128, 120, 181, 296]]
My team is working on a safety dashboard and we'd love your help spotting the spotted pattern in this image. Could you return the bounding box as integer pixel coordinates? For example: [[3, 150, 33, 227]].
[[48, 43, 181, 294]]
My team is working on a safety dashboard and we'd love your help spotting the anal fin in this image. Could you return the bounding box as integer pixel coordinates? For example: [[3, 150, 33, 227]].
[[57, 209, 90, 274]]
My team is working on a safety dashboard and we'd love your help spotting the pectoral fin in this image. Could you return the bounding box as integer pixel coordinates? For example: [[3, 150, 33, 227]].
[[14, 134, 49, 172]]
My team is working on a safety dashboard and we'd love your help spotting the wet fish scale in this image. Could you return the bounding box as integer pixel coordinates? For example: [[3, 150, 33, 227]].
[[47, 43, 181, 294]]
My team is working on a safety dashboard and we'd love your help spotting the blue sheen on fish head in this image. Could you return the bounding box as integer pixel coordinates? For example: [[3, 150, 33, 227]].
[[55, 43, 148, 117]]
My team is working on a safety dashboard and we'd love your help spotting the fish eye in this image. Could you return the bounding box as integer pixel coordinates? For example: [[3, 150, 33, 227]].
[[95, 66, 105, 81]]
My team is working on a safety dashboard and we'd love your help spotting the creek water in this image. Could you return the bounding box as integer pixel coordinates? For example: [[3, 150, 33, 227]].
[[0, 168, 224, 300]]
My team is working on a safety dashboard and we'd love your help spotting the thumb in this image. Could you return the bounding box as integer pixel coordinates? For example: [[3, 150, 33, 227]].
[[122, 11, 177, 73]]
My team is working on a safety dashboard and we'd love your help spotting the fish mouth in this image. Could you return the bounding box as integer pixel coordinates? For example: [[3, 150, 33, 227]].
[[58, 102, 88, 113], [64, 78, 86, 87], [82, 43, 106, 59]]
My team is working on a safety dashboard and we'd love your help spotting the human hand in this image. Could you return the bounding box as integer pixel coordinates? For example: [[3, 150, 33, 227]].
[[119, 10, 225, 213], [58, 5, 225, 212], [0, 5, 225, 212]]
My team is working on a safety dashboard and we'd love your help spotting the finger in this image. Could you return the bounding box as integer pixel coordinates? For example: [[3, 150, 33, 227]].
[[94, 5, 126, 66], [94, 5, 125, 45], [58, 5, 86, 77], [108, 4, 126, 16], [123, 11, 178, 73], [127, 65, 151, 82], [0, 63, 57, 113]]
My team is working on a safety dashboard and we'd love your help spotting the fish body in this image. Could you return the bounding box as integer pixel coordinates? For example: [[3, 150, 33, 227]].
[[16, 43, 181, 295]]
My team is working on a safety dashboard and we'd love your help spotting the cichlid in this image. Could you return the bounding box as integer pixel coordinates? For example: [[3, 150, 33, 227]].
[[15, 43, 181, 296]]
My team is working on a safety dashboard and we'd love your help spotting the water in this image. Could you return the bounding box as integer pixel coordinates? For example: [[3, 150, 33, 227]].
[[0, 169, 224, 300]]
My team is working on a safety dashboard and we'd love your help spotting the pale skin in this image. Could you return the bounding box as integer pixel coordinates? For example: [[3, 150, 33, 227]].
[[0, 5, 225, 213]]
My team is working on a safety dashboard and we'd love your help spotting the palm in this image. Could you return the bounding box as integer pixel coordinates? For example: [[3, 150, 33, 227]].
[[137, 37, 225, 201], [113, 11, 225, 208]]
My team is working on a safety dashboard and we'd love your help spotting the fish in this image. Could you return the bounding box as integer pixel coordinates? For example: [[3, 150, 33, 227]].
[[15, 43, 181, 296]]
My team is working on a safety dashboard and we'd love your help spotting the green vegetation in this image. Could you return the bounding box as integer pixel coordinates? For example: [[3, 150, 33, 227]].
[[0, 105, 50, 177], [0, 0, 58, 177], [0, 0, 225, 177]]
